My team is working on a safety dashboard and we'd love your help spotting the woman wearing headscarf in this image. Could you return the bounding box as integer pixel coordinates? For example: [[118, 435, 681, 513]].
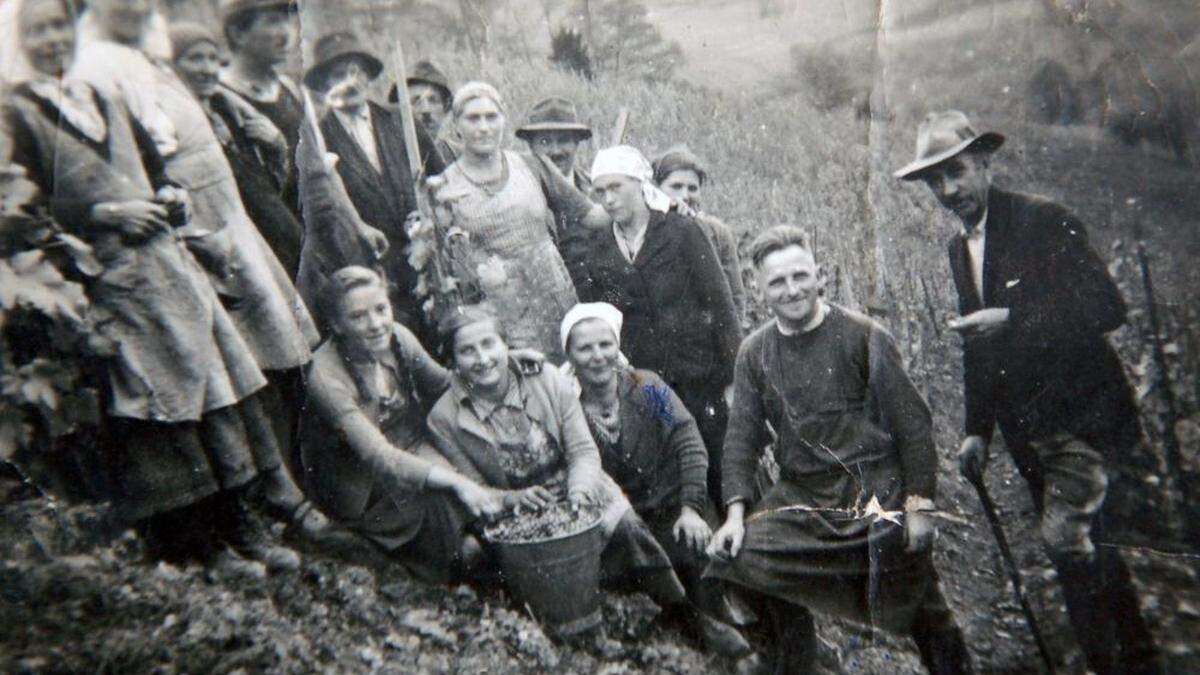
[[426, 305, 749, 656], [0, 0, 295, 570], [578, 146, 743, 508], [169, 23, 302, 282], [68, 0, 330, 542], [299, 267, 506, 582], [560, 303, 745, 643], [432, 82, 608, 363]]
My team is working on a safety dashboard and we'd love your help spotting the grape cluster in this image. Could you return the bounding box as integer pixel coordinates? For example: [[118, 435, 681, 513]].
[[484, 501, 603, 544]]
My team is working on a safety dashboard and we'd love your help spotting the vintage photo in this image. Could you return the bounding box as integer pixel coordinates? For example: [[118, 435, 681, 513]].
[[0, 0, 1196, 672]]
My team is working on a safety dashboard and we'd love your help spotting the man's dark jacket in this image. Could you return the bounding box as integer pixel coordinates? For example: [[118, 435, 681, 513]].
[[319, 101, 445, 321], [948, 188, 1140, 454], [577, 211, 742, 388]]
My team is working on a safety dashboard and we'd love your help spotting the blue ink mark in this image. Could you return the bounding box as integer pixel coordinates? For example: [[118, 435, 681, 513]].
[[642, 384, 673, 423]]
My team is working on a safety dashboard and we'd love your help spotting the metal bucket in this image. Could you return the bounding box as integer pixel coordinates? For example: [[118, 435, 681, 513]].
[[486, 513, 605, 637]]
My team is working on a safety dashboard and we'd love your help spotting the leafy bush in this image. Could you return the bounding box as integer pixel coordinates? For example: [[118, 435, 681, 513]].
[[0, 164, 108, 478]]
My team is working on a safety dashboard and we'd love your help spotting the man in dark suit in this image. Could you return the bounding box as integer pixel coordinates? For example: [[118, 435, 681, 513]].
[[896, 111, 1161, 675], [303, 32, 445, 336]]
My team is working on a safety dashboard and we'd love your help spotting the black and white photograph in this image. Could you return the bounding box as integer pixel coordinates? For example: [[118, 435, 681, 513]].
[[0, 0, 1197, 672]]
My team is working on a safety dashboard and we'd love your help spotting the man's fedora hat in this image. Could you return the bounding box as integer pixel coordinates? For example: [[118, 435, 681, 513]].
[[218, 0, 295, 29], [302, 31, 383, 91], [386, 60, 453, 105], [894, 110, 1004, 180], [514, 97, 592, 141]]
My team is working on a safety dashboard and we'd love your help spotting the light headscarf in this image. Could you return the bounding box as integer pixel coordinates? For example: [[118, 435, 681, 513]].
[[0, 0, 37, 85], [0, 0, 106, 143], [558, 302, 632, 395], [451, 81, 506, 118], [590, 145, 672, 213]]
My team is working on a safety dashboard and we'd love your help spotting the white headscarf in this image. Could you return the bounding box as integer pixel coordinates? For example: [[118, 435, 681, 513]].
[[0, 0, 37, 85], [559, 302, 624, 356], [557, 302, 632, 395], [590, 145, 673, 213], [0, 0, 106, 143]]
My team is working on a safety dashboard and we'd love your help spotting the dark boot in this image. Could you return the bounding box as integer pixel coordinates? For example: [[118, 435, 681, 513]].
[[1100, 548, 1163, 674], [764, 598, 817, 675], [911, 618, 973, 675], [214, 490, 300, 574], [909, 579, 974, 674], [1051, 552, 1118, 675], [671, 602, 752, 659]]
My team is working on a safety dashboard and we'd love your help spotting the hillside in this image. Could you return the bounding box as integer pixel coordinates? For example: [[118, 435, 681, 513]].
[[3, 1, 1198, 672]]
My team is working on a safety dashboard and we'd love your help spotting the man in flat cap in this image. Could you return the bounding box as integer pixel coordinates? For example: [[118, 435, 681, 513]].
[[896, 110, 1161, 675], [388, 59, 456, 162], [516, 96, 593, 194], [303, 31, 445, 337]]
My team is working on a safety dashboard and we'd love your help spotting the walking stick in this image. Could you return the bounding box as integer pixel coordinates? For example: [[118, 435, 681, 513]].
[[965, 470, 1056, 673]]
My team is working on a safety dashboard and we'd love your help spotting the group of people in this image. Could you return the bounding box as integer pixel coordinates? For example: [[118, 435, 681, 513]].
[[0, 0, 1163, 673]]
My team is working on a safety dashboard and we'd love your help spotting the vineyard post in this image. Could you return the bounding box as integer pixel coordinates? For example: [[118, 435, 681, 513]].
[[1129, 204, 1195, 545]]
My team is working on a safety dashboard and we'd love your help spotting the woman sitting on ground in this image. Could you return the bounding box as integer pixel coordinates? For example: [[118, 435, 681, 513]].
[[298, 267, 507, 582], [577, 146, 743, 508], [426, 305, 749, 656], [560, 303, 740, 629]]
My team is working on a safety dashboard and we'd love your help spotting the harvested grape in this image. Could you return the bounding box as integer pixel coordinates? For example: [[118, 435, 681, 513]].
[[483, 500, 603, 544]]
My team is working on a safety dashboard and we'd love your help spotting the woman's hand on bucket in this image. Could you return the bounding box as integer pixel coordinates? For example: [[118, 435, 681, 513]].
[[510, 485, 555, 514], [452, 479, 506, 520]]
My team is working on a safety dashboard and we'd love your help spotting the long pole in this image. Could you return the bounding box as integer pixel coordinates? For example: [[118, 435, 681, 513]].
[[966, 472, 1056, 673]]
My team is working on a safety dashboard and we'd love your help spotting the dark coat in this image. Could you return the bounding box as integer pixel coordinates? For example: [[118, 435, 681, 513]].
[[319, 102, 445, 319], [577, 211, 742, 388], [588, 369, 709, 518], [210, 91, 303, 277], [948, 188, 1140, 454]]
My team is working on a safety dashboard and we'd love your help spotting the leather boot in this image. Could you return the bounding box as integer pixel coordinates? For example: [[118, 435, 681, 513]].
[[1051, 552, 1118, 675], [765, 599, 817, 675], [676, 603, 753, 659], [1100, 548, 1163, 674]]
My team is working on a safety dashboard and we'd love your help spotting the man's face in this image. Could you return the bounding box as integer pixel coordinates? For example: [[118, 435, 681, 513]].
[[758, 245, 825, 328], [324, 57, 371, 112], [919, 152, 991, 226], [409, 83, 448, 131], [527, 130, 583, 176], [233, 8, 293, 67]]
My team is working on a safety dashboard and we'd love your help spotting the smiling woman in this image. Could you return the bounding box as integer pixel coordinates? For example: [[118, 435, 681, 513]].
[[432, 82, 608, 362], [299, 268, 507, 582], [168, 22, 303, 278]]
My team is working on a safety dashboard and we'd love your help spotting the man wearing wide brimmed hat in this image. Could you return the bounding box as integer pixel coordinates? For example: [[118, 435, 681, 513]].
[[218, 0, 305, 156], [516, 96, 594, 193], [303, 30, 445, 338], [387, 59, 457, 162], [897, 110, 1162, 675]]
